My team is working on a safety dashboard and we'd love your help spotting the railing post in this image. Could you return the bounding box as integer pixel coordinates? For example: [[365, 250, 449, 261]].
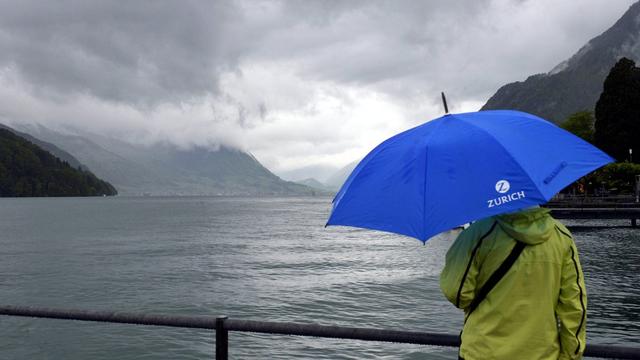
[[216, 316, 228, 360], [635, 175, 639, 227]]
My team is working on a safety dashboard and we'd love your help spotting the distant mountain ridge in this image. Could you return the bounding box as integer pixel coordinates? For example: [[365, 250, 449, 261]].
[[294, 178, 335, 194], [9, 123, 315, 196], [482, 1, 640, 123]]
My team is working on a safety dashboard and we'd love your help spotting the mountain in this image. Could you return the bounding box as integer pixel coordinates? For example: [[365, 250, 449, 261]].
[[0, 123, 85, 170], [276, 164, 339, 184], [324, 161, 358, 190], [0, 128, 117, 197], [295, 178, 334, 194], [160, 145, 315, 195], [10, 124, 165, 194], [482, 1, 640, 123], [9, 123, 316, 196]]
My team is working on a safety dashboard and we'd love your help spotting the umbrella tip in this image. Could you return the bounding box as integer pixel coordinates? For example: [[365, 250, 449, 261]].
[[441, 92, 449, 114]]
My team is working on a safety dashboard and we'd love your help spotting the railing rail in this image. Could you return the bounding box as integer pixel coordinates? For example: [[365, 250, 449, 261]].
[[0, 305, 638, 359]]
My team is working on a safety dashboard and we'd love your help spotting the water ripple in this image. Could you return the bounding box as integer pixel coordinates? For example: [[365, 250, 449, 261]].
[[0, 196, 637, 359]]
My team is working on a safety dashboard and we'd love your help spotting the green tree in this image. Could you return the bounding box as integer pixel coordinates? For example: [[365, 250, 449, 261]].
[[561, 111, 595, 143], [594, 57, 640, 162], [587, 162, 640, 194]]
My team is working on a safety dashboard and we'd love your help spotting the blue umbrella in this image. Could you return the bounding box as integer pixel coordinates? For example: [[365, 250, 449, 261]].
[[326, 110, 613, 242]]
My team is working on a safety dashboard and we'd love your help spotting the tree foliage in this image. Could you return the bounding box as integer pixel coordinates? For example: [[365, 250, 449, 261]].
[[594, 57, 640, 162], [560, 111, 595, 143], [0, 129, 117, 197], [576, 162, 640, 195]]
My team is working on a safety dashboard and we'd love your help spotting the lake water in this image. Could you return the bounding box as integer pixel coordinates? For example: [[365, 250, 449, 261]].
[[0, 196, 638, 359]]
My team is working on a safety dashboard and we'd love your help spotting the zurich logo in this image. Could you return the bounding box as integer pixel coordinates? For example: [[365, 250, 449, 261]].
[[488, 180, 525, 208], [495, 180, 510, 194]]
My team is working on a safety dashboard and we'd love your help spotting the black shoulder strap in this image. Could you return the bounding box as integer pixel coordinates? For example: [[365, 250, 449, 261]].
[[466, 241, 526, 316]]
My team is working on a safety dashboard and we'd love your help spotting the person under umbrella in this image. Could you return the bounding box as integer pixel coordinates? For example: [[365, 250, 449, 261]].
[[327, 110, 612, 360], [440, 205, 586, 360]]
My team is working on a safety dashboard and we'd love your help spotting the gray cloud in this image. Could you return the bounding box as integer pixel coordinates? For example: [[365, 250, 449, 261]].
[[0, 0, 242, 104], [0, 0, 634, 106], [0, 0, 636, 175]]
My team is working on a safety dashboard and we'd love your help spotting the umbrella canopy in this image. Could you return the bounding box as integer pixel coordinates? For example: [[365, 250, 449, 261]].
[[326, 110, 613, 242]]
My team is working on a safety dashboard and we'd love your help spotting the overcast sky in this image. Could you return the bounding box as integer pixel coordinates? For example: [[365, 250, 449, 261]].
[[0, 0, 635, 180]]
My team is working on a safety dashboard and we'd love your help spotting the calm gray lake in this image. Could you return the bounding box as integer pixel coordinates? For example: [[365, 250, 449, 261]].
[[0, 196, 638, 359]]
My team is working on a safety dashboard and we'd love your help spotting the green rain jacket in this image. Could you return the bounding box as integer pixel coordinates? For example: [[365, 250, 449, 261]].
[[440, 207, 587, 360]]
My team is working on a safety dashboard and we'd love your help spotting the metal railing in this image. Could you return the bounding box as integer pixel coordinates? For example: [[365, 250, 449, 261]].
[[0, 305, 639, 359]]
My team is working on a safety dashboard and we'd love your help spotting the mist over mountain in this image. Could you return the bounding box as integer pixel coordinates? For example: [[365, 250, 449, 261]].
[[294, 178, 335, 193], [276, 164, 340, 184], [10, 124, 316, 196], [324, 161, 358, 191], [482, 1, 640, 123]]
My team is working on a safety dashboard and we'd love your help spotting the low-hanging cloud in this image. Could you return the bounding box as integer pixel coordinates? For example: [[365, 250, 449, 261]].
[[0, 0, 636, 176]]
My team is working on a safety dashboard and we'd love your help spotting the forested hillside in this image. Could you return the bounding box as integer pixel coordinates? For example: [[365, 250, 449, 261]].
[[0, 129, 117, 197]]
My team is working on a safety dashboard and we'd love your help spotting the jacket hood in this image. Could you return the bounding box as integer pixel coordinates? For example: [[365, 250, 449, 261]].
[[495, 207, 554, 245]]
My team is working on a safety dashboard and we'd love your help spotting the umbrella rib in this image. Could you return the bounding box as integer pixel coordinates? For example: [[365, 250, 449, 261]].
[[331, 145, 383, 205], [422, 144, 429, 242], [458, 117, 540, 199], [421, 118, 446, 241]]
